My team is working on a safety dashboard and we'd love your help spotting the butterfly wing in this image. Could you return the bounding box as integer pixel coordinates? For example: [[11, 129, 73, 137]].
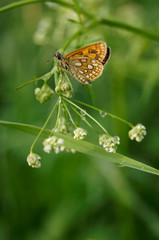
[[102, 47, 111, 65], [64, 42, 107, 63], [68, 57, 104, 84], [62, 42, 111, 84]]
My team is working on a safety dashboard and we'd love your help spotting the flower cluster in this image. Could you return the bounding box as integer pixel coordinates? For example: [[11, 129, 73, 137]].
[[27, 153, 41, 168], [128, 123, 146, 142], [55, 78, 72, 98], [74, 128, 87, 140], [55, 117, 72, 135], [43, 136, 75, 154], [99, 134, 120, 153], [35, 84, 54, 104], [43, 136, 64, 154]]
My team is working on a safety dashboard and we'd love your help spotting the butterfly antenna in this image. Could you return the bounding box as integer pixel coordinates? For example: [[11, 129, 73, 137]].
[[47, 56, 54, 64]]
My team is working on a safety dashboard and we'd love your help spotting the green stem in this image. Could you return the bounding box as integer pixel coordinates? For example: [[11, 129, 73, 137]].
[[51, 97, 61, 133], [16, 66, 57, 90], [71, 105, 100, 135], [54, 62, 59, 86], [61, 28, 84, 53], [1, 1, 159, 42], [63, 97, 110, 136], [44, 66, 57, 83], [30, 101, 58, 152], [99, 18, 159, 42], [0, 0, 75, 13], [64, 72, 73, 92], [62, 101, 78, 128], [72, 98, 134, 128], [16, 77, 43, 90], [73, 0, 83, 25], [61, 20, 100, 52]]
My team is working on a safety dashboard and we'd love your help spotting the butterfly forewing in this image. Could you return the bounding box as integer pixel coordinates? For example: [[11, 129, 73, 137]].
[[64, 42, 107, 63]]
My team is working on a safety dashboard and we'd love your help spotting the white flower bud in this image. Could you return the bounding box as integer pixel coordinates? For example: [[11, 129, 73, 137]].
[[73, 128, 87, 140], [99, 134, 108, 145], [99, 134, 120, 153], [128, 124, 146, 142], [43, 136, 64, 154], [27, 153, 41, 168], [35, 84, 54, 104]]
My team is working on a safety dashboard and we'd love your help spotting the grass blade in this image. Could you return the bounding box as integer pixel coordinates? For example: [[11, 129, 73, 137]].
[[0, 120, 159, 176]]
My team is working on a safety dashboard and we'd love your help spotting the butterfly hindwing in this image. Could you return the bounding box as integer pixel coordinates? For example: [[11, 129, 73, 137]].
[[68, 57, 104, 84]]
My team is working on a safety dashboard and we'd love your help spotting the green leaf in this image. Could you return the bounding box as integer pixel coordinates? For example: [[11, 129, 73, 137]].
[[67, 19, 80, 24], [0, 120, 159, 176]]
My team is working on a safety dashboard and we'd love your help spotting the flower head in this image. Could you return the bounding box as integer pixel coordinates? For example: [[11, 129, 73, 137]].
[[43, 136, 64, 154], [74, 128, 87, 140], [35, 84, 54, 104], [54, 117, 72, 135], [43, 135, 76, 154], [27, 152, 41, 168], [55, 77, 72, 98], [128, 123, 146, 142], [99, 134, 120, 153]]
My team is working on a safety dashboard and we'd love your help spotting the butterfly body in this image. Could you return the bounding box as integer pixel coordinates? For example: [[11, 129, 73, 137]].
[[54, 42, 111, 85]]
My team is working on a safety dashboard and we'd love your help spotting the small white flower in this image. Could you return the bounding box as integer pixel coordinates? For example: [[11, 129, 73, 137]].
[[128, 123, 146, 142], [43, 136, 64, 154], [99, 134, 108, 146], [57, 138, 64, 145], [43, 144, 52, 153], [65, 147, 76, 153], [54, 117, 71, 135], [35, 84, 54, 104], [99, 134, 120, 153], [27, 153, 41, 168], [73, 128, 87, 140], [55, 78, 72, 98], [60, 146, 65, 152], [43, 136, 75, 154]]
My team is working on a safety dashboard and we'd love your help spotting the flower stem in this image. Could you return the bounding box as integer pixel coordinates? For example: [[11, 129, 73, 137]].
[[16, 66, 57, 90], [62, 101, 78, 128], [71, 105, 100, 134], [30, 101, 58, 153], [72, 98, 134, 128], [16, 77, 42, 90], [63, 97, 110, 136], [51, 97, 62, 133]]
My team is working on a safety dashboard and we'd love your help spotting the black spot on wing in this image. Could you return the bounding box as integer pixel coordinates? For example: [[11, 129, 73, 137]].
[[95, 54, 100, 60], [88, 49, 97, 54], [77, 51, 83, 55]]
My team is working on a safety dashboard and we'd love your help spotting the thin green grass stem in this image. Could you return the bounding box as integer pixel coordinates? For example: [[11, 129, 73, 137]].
[[63, 97, 110, 136], [72, 98, 134, 128], [62, 101, 78, 128], [30, 101, 58, 152], [51, 97, 62, 133], [71, 106, 100, 135]]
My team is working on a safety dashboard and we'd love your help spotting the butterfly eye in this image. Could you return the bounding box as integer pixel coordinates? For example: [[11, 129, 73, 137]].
[[54, 51, 62, 60]]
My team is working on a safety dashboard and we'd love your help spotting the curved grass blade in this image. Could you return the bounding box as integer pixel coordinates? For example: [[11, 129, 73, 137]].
[[0, 120, 159, 176]]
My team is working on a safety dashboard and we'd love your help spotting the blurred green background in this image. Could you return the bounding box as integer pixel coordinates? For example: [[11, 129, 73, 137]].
[[0, 0, 159, 239]]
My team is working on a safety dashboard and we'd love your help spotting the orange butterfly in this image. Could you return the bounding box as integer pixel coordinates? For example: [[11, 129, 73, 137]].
[[54, 42, 111, 85]]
